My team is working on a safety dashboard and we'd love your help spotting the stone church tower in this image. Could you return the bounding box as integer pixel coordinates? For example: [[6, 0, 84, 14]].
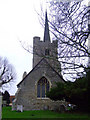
[[33, 11, 61, 73], [12, 11, 65, 111]]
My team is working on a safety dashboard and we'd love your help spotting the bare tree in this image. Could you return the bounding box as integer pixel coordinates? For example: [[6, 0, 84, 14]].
[[0, 57, 16, 119], [21, 1, 90, 81], [0, 57, 16, 87], [45, 0, 90, 80]]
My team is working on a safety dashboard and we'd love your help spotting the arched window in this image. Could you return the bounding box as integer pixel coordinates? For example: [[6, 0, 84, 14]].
[[37, 77, 50, 98]]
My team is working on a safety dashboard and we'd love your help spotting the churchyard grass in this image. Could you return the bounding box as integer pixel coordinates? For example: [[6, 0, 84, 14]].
[[2, 106, 89, 119]]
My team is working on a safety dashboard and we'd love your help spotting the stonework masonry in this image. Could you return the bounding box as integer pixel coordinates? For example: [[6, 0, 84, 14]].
[[13, 58, 64, 110], [12, 11, 65, 111]]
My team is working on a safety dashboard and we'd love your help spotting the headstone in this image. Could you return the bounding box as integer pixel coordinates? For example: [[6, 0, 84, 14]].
[[17, 105, 23, 112], [12, 99, 16, 111], [60, 104, 66, 113], [43, 105, 49, 110], [3, 101, 6, 107]]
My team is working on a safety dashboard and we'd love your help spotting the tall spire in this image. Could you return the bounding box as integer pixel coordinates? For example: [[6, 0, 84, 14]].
[[43, 11, 50, 42]]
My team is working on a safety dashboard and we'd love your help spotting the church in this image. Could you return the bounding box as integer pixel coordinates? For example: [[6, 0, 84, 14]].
[[12, 12, 65, 111]]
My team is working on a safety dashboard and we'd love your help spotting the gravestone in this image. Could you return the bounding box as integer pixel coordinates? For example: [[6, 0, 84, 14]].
[[12, 99, 17, 111], [60, 104, 66, 113], [3, 101, 6, 107], [17, 105, 23, 112], [43, 105, 49, 110]]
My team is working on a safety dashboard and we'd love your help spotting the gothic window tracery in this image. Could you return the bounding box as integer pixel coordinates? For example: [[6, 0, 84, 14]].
[[37, 77, 50, 98]]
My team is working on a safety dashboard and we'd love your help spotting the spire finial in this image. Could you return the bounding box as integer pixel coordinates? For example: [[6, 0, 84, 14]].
[[43, 11, 50, 42]]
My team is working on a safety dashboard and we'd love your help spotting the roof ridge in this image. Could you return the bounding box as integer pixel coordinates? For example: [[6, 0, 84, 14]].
[[17, 58, 65, 87]]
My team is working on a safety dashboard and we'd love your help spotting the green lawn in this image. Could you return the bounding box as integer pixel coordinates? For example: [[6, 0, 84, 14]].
[[2, 107, 89, 119]]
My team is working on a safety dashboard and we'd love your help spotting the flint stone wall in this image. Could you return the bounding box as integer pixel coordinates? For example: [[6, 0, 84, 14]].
[[12, 45, 64, 111]]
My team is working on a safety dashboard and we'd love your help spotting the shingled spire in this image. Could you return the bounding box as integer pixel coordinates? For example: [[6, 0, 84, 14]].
[[43, 11, 50, 42]]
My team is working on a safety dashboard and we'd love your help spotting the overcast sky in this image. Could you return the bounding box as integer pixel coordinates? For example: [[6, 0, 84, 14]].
[[0, 0, 46, 95], [0, 0, 89, 95]]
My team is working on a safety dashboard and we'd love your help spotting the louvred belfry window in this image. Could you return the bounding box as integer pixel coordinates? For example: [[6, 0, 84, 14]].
[[45, 49, 50, 55], [37, 77, 50, 98]]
